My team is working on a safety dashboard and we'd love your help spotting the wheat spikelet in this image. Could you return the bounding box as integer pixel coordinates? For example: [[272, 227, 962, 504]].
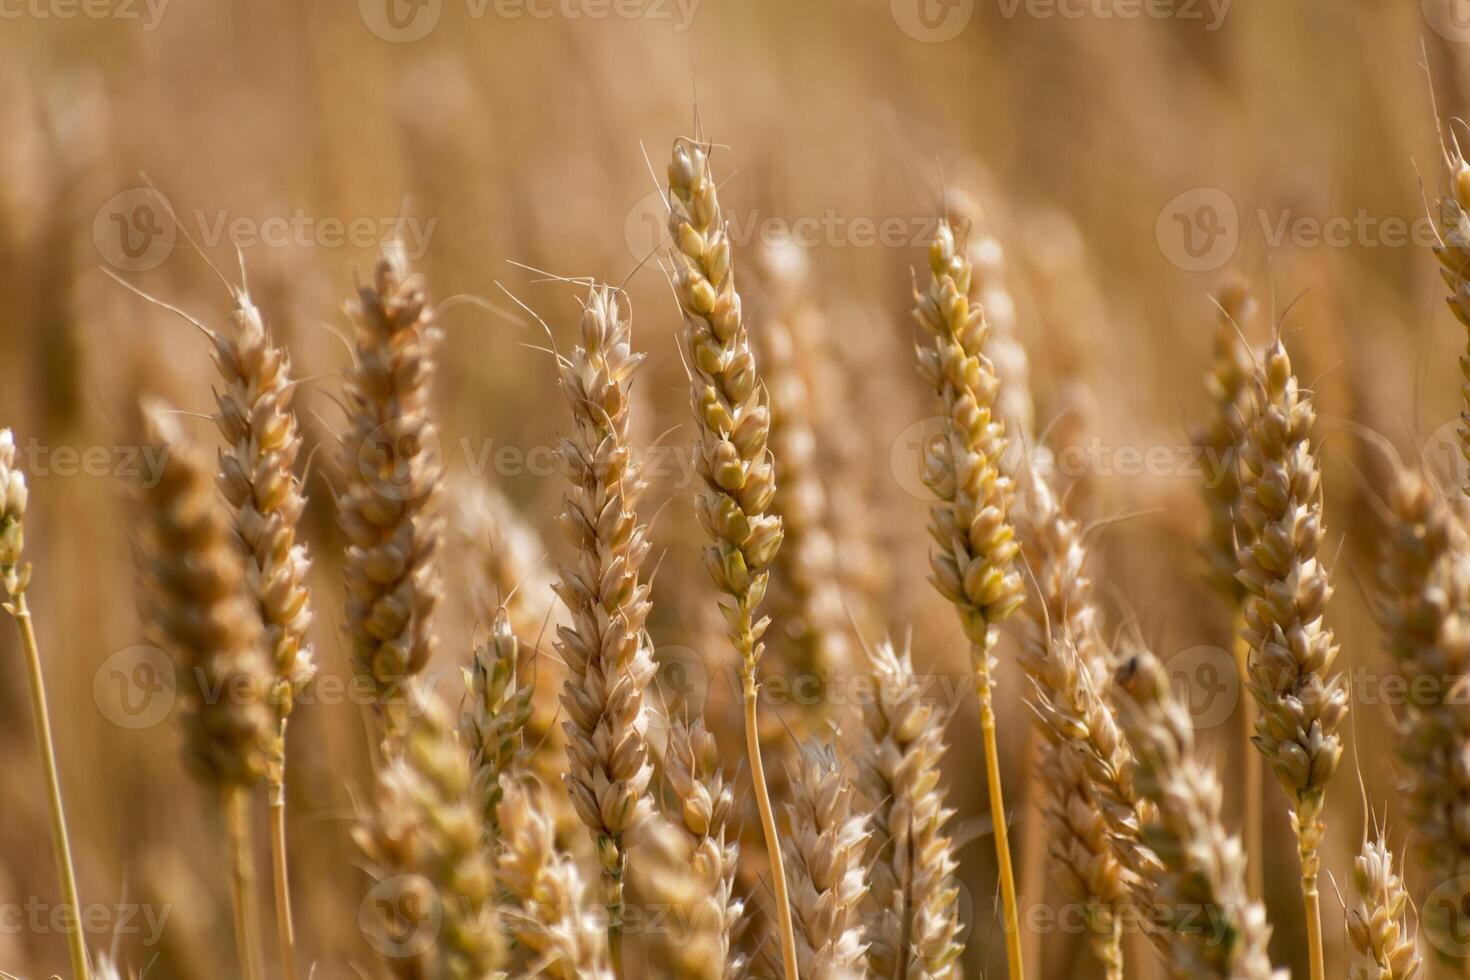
[[1196, 284, 1257, 603], [1433, 140, 1470, 494], [337, 244, 443, 732], [354, 684, 504, 979], [1373, 466, 1470, 959], [856, 637, 963, 980], [1114, 649, 1280, 980], [665, 135, 798, 980], [1346, 833, 1422, 980], [913, 216, 1027, 978], [551, 283, 655, 946], [461, 604, 534, 834], [1235, 339, 1348, 978], [496, 772, 614, 980], [782, 741, 870, 980], [142, 404, 273, 789], [664, 715, 747, 979]]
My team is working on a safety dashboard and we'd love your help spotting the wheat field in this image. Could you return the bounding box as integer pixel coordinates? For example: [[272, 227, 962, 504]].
[[5, 2, 1470, 978]]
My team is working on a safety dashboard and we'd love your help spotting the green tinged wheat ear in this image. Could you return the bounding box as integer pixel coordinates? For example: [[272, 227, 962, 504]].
[[497, 772, 614, 980], [1014, 469, 1155, 978], [337, 245, 443, 734], [1115, 649, 1279, 980], [1235, 340, 1348, 980], [354, 684, 504, 979], [1346, 833, 1422, 980], [460, 604, 534, 835], [913, 216, 1027, 980], [1433, 142, 1470, 496], [665, 136, 799, 980], [551, 283, 655, 951], [857, 638, 963, 980], [1373, 466, 1470, 961], [782, 741, 871, 980]]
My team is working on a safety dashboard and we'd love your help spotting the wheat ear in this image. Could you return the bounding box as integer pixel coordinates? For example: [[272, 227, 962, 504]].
[[857, 637, 964, 980], [665, 136, 798, 980], [551, 283, 655, 962], [1235, 340, 1349, 980], [141, 404, 274, 980], [1014, 468, 1155, 977], [782, 741, 871, 980], [337, 244, 443, 738], [1347, 832, 1422, 980], [913, 217, 1027, 980], [1115, 649, 1280, 979], [354, 684, 505, 979], [208, 287, 316, 980], [1434, 137, 1470, 496], [1373, 466, 1470, 964], [0, 430, 89, 980], [461, 604, 534, 836], [1194, 284, 1265, 905]]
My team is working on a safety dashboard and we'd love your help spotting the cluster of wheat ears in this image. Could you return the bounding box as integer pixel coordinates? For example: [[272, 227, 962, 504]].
[[9, 126, 1470, 980]]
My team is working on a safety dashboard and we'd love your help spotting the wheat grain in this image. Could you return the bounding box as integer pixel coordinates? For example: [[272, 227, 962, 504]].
[[1346, 833, 1422, 980], [665, 135, 798, 980], [354, 684, 504, 979], [1373, 466, 1470, 961], [913, 216, 1027, 980], [551, 282, 655, 955], [1115, 648, 1280, 980], [782, 741, 870, 980], [1235, 339, 1349, 980], [856, 637, 963, 980], [337, 244, 443, 735], [497, 772, 614, 980]]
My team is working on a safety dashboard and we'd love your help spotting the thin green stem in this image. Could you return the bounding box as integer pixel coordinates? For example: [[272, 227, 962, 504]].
[[268, 730, 299, 980], [973, 631, 1024, 980], [11, 590, 90, 980], [1302, 859, 1323, 980], [1233, 611, 1263, 904]]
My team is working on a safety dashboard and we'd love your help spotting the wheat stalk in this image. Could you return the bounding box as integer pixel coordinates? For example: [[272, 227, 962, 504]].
[[1373, 466, 1470, 965], [782, 741, 871, 980], [856, 637, 964, 980], [207, 286, 317, 980], [141, 403, 274, 980], [354, 683, 505, 979], [665, 135, 799, 980], [337, 244, 443, 738], [0, 429, 89, 980], [1346, 832, 1422, 980], [912, 217, 1028, 980], [1235, 339, 1349, 980], [551, 283, 656, 962], [1115, 648, 1280, 979], [496, 772, 615, 980]]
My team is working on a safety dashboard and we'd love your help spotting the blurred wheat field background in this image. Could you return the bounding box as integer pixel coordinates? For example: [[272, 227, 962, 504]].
[[5, 1, 1470, 978]]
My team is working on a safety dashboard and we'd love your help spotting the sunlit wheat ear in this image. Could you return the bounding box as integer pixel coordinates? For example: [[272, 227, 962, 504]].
[[336, 243, 443, 737], [912, 216, 1026, 980], [460, 604, 534, 836], [496, 772, 614, 980], [663, 715, 747, 979], [1346, 833, 1422, 980], [1433, 138, 1470, 496], [782, 741, 871, 980], [1013, 468, 1155, 978], [551, 283, 655, 955], [1195, 284, 1257, 604], [1114, 649, 1281, 980], [1373, 466, 1470, 962], [856, 637, 963, 980], [354, 684, 505, 979], [1235, 339, 1348, 980], [665, 134, 798, 980]]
